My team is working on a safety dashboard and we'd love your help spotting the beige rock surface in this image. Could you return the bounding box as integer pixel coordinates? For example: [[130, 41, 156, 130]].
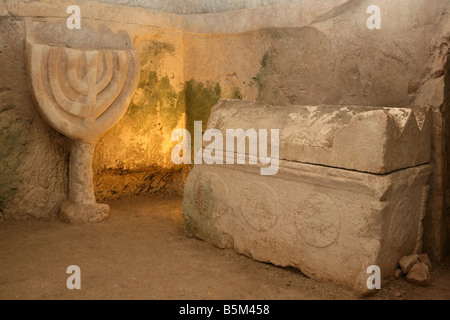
[[98, 0, 306, 14], [184, 0, 449, 106], [393, 268, 403, 280], [399, 254, 419, 274], [419, 253, 433, 271], [413, 3, 450, 261], [0, 19, 68, 220], [406, 262, 431, 286]]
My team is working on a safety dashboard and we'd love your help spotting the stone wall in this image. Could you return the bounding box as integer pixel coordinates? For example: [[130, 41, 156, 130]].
[[184, 0, 447, 106], [97, 0, 305, 14], [413, 7, 450, 260], [0, 0, 449, 258]]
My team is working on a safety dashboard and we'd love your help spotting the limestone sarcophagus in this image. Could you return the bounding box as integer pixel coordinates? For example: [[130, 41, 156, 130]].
[[183, 100, 433, 294]]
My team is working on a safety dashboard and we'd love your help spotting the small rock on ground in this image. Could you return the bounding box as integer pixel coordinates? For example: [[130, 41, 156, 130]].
[[399, 254, 419, 273], [406, 262, 430, 286], [394, 268, 403, 280], [418, 253, 433, 271]]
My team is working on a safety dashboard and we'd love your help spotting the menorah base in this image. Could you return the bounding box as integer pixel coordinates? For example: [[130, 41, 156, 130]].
[[59, 200, 109, 224]]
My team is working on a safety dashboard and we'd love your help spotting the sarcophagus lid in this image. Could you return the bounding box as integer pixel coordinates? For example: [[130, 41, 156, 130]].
[[206, 99, 432, 174]]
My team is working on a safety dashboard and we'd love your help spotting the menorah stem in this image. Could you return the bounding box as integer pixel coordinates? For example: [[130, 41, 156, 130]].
[[59, 140, 109, 224], [69, 140, 96, 204]]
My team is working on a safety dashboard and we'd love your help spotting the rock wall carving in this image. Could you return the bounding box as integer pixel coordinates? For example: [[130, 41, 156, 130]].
[[27, 42, 140, 223]]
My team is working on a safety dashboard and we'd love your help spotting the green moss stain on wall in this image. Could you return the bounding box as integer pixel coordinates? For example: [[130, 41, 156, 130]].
[[140, 41, 175, 65], [128, 71, 184, 132], [0, 105, 31, 214], [129, 40, 183, 133], [251, 50, 272, 96], [260, 51, 270, 69], [94, 39, 185, 172], [185, 79, 221, 136], [231, 87, 243, 100]]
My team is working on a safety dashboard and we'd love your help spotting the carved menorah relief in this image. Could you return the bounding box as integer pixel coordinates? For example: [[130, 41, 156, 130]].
[[27, 41, 140, 224]]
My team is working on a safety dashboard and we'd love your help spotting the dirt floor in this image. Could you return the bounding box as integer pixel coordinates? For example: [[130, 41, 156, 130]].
[[0, 195, 449, 300]]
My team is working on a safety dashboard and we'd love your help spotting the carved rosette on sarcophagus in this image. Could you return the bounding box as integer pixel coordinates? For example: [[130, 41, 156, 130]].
[[183, 100, 433, 295], [26, 23, 140, 224]]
